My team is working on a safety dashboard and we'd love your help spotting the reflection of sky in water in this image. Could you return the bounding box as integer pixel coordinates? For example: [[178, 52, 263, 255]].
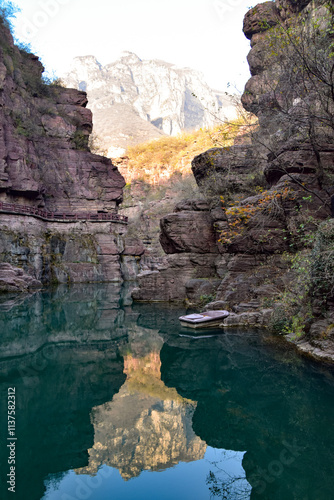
[[43, 449, 251, 500]]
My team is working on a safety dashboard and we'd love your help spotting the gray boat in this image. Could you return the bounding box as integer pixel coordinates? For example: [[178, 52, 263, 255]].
[[179, 310, 229, 329]]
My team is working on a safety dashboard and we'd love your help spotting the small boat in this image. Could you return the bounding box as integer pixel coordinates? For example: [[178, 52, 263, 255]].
[[179, 310, 229, 329]]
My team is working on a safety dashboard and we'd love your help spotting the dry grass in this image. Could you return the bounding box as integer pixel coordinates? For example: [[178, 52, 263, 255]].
[[121, 117, 253, 186], [117, 117, 257, 257]]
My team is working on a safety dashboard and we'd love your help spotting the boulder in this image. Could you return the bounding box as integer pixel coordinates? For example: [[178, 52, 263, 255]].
[[203, 300, 229, 311], [122, 237, 145, 256], [243, 2, 279, 40], [222, 309, 273, 327], [191, 146, 256, 187]]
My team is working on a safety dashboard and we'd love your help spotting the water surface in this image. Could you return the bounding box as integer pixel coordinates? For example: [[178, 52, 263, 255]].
[[0, 284, 333, 500]]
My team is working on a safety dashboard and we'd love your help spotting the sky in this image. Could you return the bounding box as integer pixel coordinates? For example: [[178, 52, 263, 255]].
[[10, 0, 255, 93]]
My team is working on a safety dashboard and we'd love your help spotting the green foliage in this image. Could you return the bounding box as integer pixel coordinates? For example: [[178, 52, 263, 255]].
[[11, 110, 44, 138], [269, 219, 334, 337], [0, 0, 19, 31], [21, 71, 52, 98], [270, 251, 313, 337], [71, 130, 89, 151], [310, 219, 334, 307], [199, 294, 215, 307]]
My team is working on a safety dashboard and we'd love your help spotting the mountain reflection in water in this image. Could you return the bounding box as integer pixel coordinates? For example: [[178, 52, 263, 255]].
[[76, 328, 206, 480], [0, 285, 333, 500]]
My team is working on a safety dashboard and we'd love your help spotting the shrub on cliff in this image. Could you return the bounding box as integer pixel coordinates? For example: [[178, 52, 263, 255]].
[[0, 0, 18, 31], [239, 0, 334, 216], [310, 219, 334, 309], [269, 219, 334, 337]]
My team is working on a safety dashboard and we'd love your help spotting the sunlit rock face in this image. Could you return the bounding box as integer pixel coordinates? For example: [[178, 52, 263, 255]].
[[76, 329, 206, 479], [62, 53, 236, 155]]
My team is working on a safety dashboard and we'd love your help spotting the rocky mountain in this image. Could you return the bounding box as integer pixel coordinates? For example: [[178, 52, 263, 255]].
[[62, 52, 236, 156]]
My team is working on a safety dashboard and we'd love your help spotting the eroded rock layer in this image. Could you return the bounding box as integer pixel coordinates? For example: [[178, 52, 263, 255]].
[[0, 19, 145, 287], [0, 20, 125, 211]]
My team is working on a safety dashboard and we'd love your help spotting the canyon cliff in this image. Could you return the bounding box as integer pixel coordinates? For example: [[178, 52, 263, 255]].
[[133, 0, 334, 361], [0, 18, 142, 289]]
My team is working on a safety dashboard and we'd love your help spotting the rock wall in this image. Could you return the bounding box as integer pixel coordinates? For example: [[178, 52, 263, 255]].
[[0, 213, 145, 286], [132, 200, 223, 302], [0, 18, 143, 289], [0, 20, 125, 212], [132, 0, 334, 359]]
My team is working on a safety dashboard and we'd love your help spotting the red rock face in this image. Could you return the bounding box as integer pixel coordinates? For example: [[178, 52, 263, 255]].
[[0, 22, 125, 212], [159, 211, 219, 254]]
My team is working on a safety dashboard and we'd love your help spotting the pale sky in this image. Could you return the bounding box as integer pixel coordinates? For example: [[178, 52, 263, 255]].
[[11, 0, 254, 92]]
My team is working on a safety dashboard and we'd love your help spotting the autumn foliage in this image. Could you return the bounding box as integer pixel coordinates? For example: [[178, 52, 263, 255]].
[[219, 185, 294, 244], [123, 118, 251, 186]]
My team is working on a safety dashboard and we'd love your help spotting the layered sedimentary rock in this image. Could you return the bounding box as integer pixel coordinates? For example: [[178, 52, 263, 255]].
[[0, 20, 125, 211], [0, 213, 148, 286], [0, 262, 41, 292], [132, 201, 222, 302], [160, 211, 218, 254], [0, 19, 143, 287]]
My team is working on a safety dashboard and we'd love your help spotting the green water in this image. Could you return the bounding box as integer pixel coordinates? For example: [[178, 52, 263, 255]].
[[0, 284, 333, 500]]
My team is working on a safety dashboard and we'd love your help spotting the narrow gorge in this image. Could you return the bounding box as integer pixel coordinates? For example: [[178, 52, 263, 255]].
[[1, 1, 334, 499], [1, 0, 334, 363]]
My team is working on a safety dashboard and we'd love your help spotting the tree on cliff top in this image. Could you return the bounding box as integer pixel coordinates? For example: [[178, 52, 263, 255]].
[[0, 0, 19, 31]]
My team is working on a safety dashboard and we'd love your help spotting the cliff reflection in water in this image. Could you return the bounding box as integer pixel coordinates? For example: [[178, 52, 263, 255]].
[[0, 284, 129, 500], [159, 327, 334, 500], [77, 327, 206, 480], [0, 286, 333, 500], [0, 285, 211, 500]]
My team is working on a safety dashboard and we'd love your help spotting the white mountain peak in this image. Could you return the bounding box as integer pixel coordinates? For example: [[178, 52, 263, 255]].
[[62, 53, 237, 156], [119, 51, 142, 62]]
